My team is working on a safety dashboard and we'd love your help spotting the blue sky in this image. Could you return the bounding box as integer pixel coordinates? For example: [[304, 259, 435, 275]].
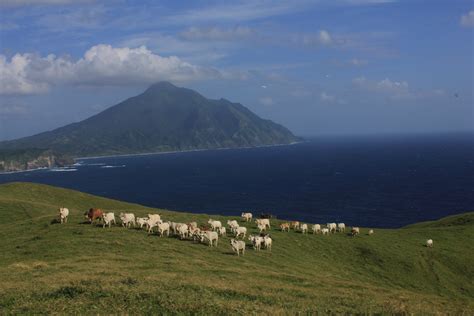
[[0, 0, 472, 140]]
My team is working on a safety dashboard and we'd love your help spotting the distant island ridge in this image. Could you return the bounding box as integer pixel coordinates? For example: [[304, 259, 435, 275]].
[[0, 82, 300, 172]]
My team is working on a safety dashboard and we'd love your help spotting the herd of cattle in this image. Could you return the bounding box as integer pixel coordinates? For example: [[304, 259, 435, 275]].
[[57, 207, 434, 253]]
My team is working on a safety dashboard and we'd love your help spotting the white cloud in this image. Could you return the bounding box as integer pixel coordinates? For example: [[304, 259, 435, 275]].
[[318, 30, 332, 45], [350, 58, 368, 66], [298, 30, 334, 46], [352, 76, 445, 99], [0, 104, 28, 116], [0, 0, 94, 7], [180, 26, 255, 41], [166, 1, 312, 24], [320, 92, 335, 102], [259, 96, 274, 106], [353, 76, 409, 96], [460, 10, 474, 27], [376, 78, 408, 91], [0, 44, 221, 95]]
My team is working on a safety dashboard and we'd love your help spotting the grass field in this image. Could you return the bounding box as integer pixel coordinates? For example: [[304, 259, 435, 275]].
[[0, 182, 473, 314]]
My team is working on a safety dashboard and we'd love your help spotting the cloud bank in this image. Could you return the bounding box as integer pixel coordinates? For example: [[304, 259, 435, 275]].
[[460, 10, 474, 27], [0, 44, 220, 95]]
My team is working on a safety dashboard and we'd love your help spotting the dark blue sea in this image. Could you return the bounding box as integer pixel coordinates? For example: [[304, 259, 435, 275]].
[[1, 133, 473, 228]]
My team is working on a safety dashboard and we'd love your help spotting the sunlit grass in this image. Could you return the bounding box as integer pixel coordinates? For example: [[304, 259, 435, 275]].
[[0, 182, 472, 314]]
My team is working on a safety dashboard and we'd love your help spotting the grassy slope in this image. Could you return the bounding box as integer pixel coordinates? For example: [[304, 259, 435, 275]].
[[0, 182, 472, 314]]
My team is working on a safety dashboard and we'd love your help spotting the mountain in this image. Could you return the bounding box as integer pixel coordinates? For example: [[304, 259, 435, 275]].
[[0, 82, 300, 158]]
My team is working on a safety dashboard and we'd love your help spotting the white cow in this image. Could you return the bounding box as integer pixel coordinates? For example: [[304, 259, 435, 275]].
[[58, 207, 69, 224], [148, 214, 161, 222], [147, 218, 162, 233], [136, 217, 148, 229], [321, 228, 330, 235], [327, 223, 337, 233], [248, 235, 263, 251], [230, 239, 246, 256], [426, 239, 433, 248], [235, 226, 247, 239], [300, 223, 308, 234], [337, 223, 346, 232], [312, 224, 321, 234], [120, 213, 136, 228], [218, 227, 227, 236], [102, 212, 116, 228], [177, 224, 189, 239], [351, 227, 360, 236], [263, 235, 272, 251], [257, 223, 267, 233], [368, 229, 374, 235], [168, 222, 178, 235], [241, 212, 253, 222], [208, 219, 222, 231], [201, 231, 219, 247], [255, 218, 270, 229], [227, 220, 239, 233], [157, 222, 170, 237]]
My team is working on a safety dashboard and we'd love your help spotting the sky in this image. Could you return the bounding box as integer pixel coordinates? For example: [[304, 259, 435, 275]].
[[0, 0, 473, 140]]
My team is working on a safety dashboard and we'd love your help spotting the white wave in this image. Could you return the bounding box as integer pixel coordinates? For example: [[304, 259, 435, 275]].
[[83, 163, 106, 166], [49, 168, 78, 172], [100, 165, 126, 169]]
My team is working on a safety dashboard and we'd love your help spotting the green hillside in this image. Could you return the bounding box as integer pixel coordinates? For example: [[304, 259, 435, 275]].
[[0, 82, 299, 158], [0, 182, 472, 314]]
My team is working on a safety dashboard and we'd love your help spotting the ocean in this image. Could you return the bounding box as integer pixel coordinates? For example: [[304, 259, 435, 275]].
[[1, 133, 473, 228]]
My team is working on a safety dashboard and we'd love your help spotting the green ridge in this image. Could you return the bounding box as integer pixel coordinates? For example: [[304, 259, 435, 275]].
[[0, 182, 472, 314]]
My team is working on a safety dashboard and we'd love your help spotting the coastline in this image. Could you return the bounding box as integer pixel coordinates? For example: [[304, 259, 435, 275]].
[[0, 141, 304, 174], [75, 141, 304, 161]]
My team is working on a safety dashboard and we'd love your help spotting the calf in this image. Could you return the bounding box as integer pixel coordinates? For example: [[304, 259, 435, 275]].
[[255, 218, 270, 229], [58, 207, 69, 224], [241, 212, 253, 222], [218, 227, 227, 236], [300, 223, 308, 234], [148, 214, 161, 222], [312, 224, 321, 234], [263, 235, 272, 251], [102, 212, 115, 228], [234, 226, 247, 239], [120, 213, 136, 228], [200, 231, 219, 247], [136, 217, 149, 229], [291, 221, 300, 230], [157, 222, 170, 237], [327, 223, 337, 233], [230, 239, 245, 256], [257, 223, 267, 233], [208, 219, 222, 231], [248, 235, 263, 251], [337, 223, 346, 232], [280, 222, 290, 232], [351, 227, 360, 237], [426, 239, 433, 248], [321, 228, 329, 235], [177, 223, 189, 240]]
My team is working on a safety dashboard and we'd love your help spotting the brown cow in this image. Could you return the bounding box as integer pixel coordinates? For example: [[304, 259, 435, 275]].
[[84, 208, 103, 224], [290, 221, 300, 230], [280, 222, 290, 232]]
